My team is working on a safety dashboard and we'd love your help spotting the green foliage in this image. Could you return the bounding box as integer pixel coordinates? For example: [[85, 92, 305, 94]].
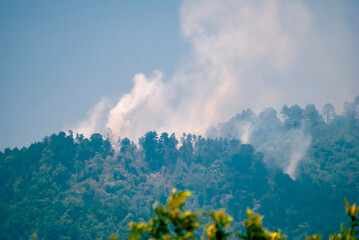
[[108, 234, 119, 240], [205, 209, 233, 240], [128, 190, 285, 240], [237, 209, 285, 240], [306, 234, 321, 240], [0, 97, 358, 239], [322, 103, 336, 124], [281, 104, 304, 129], [329, 199, 359, 240], [128, 191, 358, 240], [129, 190, 200, 240]]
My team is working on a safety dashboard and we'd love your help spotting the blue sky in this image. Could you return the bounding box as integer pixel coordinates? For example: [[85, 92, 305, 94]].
[[0, 0, 189, 149], [1, 0, 359, 150]]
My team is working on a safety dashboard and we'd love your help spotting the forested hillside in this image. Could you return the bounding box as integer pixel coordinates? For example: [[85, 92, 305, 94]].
[[1, 97, 358, 240]]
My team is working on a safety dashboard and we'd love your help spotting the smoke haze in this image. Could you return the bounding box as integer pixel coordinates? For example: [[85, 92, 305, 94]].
[[72, 98, 110, 139], [206, 108, 312, 179], [73, 0, 358, 148]]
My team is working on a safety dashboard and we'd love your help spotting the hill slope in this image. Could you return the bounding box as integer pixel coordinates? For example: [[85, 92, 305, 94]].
[[1, 97, 358, 239]]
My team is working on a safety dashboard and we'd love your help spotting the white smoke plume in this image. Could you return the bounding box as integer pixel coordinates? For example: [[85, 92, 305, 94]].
[[105, 0, 309, 144], [72, 98, 110, 139], [207, 108, 312, 179], [106, 71, 167, 142], [283, 127, 312, 180], [239, 122, 252, 144], [74, 0, 358, 150]]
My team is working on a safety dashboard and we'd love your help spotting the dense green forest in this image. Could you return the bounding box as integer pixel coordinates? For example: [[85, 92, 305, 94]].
[[126, 190, 358, 240], [0, 97, 358, 240]]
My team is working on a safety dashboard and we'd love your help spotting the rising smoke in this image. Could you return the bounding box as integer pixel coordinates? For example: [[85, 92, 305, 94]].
[[207, 108, 312, 179], [72, 0, 358, 176], [72, 97, 110, 139]]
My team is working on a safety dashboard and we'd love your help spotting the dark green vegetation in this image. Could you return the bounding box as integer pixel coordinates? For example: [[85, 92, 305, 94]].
[[127, 189, 287, 240], [1, 96, 358, 239], [125, 190, 358, 240]]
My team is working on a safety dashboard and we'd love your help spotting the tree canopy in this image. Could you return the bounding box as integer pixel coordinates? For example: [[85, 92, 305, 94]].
[[1, 96, 358, 239]]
